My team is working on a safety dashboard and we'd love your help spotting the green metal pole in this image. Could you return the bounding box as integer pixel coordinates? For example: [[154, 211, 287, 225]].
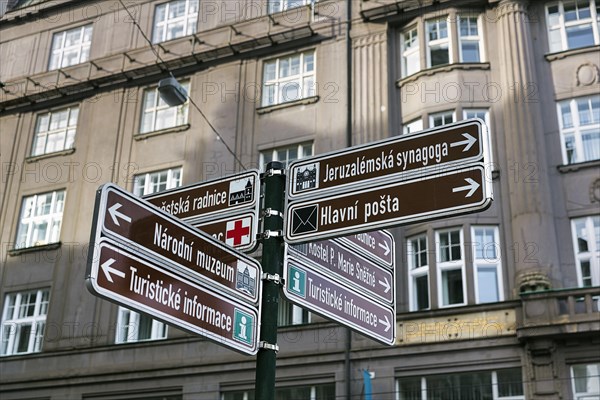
[[255, 161, 285, 400]]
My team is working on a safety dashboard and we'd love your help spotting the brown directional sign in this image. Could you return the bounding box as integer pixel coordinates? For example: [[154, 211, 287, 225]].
[[288, 119, 487, 199], [285, 164, 492, 244], [288, 239, 394, 304], [338, 230, 394, 268], [144, 170, 260, 222], [87, 240, 259, 355], [91, 183, 262, 305], [283, 258, 395, 345], [193, 212, 258, 252]]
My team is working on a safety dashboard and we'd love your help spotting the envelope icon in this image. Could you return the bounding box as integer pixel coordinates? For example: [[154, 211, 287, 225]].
[[292, 205, 319, 235]]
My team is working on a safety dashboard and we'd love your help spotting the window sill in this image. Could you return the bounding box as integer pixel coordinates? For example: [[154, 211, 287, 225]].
[[545, 45, 600, 61], [25, 148, 75, 163], [256, 96, 320, 114], [557, 159, 600, 173], [397, 62, 491, 88], [134, 124, 190, 140], [8, 242, 62, 256]]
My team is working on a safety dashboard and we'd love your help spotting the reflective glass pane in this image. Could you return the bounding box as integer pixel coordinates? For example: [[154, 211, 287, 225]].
[[477, 266, 499, 303], [566, 24, 594, 49], [461, 41, 480, 62]]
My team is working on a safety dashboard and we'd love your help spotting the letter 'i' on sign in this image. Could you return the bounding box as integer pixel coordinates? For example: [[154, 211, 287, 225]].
[[287, 265, 307, 298]]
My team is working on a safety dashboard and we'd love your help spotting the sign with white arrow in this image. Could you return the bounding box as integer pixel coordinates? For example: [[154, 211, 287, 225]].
[[91, 184, 262, 304], [87, 240, 260, 355], [288, 239, 394, 304], [337, 230, 395, 268], [288, 119, 488, 199], [282, 257, 395, 345], [285, 164, 492, 244]]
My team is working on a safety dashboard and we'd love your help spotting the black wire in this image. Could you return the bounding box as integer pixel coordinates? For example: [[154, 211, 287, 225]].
[[117, 0, 246, 171]]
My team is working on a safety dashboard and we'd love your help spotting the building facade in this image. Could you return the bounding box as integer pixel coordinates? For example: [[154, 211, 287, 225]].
[[1, 0, 599, 399]]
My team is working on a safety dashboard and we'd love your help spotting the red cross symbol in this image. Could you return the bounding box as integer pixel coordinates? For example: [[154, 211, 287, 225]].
[[226, 218, 251, 246]]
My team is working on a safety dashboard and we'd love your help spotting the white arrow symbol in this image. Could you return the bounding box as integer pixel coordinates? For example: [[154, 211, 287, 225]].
[[101, 258, 125, 283], [452, 178, 480, 198], [377, 240, 391, 256], [379, 315, 391, 332], [378, 277, 391, 294], [108, 203, 131, 226], [450, 133, 477, 152]]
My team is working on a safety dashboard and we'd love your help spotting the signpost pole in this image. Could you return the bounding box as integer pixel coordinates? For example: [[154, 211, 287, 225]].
[[255, 161, 285, 400]]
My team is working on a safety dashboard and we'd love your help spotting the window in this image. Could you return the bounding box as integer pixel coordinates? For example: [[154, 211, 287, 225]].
[[571, 363, 600, 399], [259, 141, 313, 170], [31, 106, 78, 156], [134, 167, 182, 196], [401, 26, 420, 77], [458, 16, 482, 62], [403, 118, 423, 135], [571, 216, 600, 287], [397, 368, 524, 400], [15, 190, 65, 249], [140, 81, 190, 134], [472, 226, 504, 303], [557, 95, 600, 164], [546, 1, 600, 52], [115, 307, 168, 343], [268, 0, 314, 14], [427, 17, 451, 67], [408, 235, 429, 311], [430, 111, 455, 127], [152, 0, 198, 43], [222, 383, 335, 400], [436, 229, 465, 307], [1, 289, 50, 356], [278, 299, 311, 326], [48, 24, 92, 70], [262, 51, 315, 107]]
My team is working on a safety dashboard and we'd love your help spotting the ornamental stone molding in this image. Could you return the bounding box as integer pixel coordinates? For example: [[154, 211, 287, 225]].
[[576, 62, 600, 86]]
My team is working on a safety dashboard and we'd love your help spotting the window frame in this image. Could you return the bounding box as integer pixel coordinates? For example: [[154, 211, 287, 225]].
[[48, 24, 93, 71], [570, 216, 600, 287], [458, 14, 484, 63], [436, 228, 466, 307], [31, 106, 79, 157], [15, 190, 66, 249], [268, 0, 314, 14], [571, 363, 600, 399], [557, 95, 600, 164], [152, 0, 199, 44], [139, 81, 190, 134], [471, 225, 504, 304], [261, 50, 316, 107], [402, 118, 424, 135], [133, 167, 183, 197], [401, 25, 421, 78], [1, 289, 50, 356], [545, 0, 600, 53], [407, 234, 430, 311], [426, 16, 452, 68], [115, 307, 168, 344], [429, 110, 455, 127], [259, 141, 314, 171]]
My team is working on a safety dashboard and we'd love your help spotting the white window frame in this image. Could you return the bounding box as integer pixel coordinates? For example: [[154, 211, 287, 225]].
[[401, 25, 421, 77], [48, 24, 92, 71], [429, 110, 455, 127], [472, 226, 504, 304], [152, 0, 199, 44], [115, 307, 168, 344], [133, 167, 183, 196], [261, 50, 316, 107], [458, 15, 484, 63], [31, 106, 79, 157], [268, 0, 314, 14], [557, 95, 600, 164], [15, 190, 65, 249], [546, 0, 600, 53], [571, 363, 600, 399], [408, 234, 430, 311], [140, 81, 190, 134], [436, 228, 466, 307], [1, 289, 50, 356], [259, 141, 313, 171], [426, 16, 452, 68], [571, 216, 600, 287], [403, 118, 424, 135]]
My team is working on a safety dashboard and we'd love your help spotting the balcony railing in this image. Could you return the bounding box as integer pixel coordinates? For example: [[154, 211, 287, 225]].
[[518, 286, 600, 339]]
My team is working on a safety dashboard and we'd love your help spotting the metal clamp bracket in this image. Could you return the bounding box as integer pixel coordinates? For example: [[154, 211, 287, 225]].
[[264, 168, 284, 177], [261, 273, 282, 285], [258, 230, 283, 240], [259, 341, 280, 352], [262, 208, 283, 218]]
